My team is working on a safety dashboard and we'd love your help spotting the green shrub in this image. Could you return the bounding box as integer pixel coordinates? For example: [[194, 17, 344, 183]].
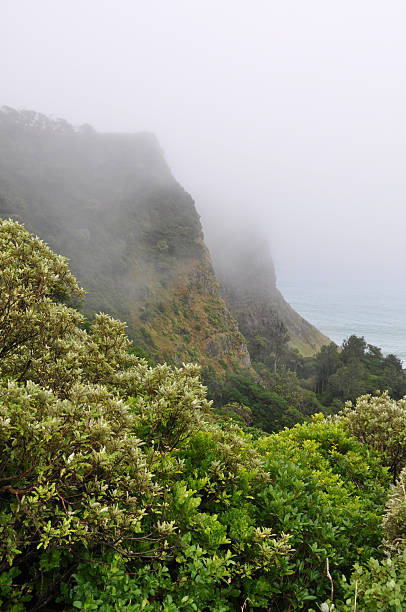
[[255, 417, 389, 609], [382, 467, 406, 551], [341, 392, 406, 481], [339, 550, 406, 611]]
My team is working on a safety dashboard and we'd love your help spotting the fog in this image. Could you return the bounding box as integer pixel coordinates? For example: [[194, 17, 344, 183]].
[[2, 0, 406, 283]]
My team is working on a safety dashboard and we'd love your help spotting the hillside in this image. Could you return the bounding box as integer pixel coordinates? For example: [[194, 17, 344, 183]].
[[207, 226, 330, 360], [0, 107, 250, 371], [0, 107, 327, 372]]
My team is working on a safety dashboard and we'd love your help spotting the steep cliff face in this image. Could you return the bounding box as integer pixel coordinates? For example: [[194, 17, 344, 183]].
[[0, 107, 328, 372], [0, 107, 250, 371], [208, 231, 330, 359]]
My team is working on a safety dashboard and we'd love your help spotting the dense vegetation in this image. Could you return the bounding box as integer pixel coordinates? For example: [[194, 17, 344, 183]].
[[203, 323, 406, 434], [1, 219, 406, 611]]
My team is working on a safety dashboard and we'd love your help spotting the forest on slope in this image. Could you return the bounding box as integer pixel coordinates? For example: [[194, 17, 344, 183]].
[[2, 219, 406, 612]]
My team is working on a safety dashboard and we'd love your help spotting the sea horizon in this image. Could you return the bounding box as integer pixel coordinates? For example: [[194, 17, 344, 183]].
[[278, 275, 406, 364]]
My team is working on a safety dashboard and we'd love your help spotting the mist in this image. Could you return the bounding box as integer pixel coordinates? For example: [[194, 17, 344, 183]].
[[2, 0, 406, 283]]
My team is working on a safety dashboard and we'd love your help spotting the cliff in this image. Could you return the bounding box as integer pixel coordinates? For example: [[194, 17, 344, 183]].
[[207, 228, 330, 359], [0, 107, 250, 371], [0, 107, 328, 374]]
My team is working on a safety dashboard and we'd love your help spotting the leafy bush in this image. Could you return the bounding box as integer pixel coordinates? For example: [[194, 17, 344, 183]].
[[341, 392, 406, 481], [0, 380, 159, 606], [382, 467, 406, 551], [339, 550, 406, 611], [255, 417, 389, 609], [329, 463, 406, 611]]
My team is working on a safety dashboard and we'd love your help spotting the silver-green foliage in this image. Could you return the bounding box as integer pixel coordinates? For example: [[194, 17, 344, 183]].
[[336, 394, 406, 609], [382, 467, 406, 551], [341, 391, 406, 481]]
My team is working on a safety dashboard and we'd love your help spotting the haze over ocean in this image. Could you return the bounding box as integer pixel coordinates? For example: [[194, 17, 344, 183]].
[[278, 275, 406, 364]]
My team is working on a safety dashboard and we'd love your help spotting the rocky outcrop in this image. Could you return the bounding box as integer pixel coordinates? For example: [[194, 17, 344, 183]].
[[209, 232, 330, 358], [0, 106, 328, 374], [0, 107, 249, 372]]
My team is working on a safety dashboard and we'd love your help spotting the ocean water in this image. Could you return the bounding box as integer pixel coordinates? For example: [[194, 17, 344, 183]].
[[278, 276, 406, 363]]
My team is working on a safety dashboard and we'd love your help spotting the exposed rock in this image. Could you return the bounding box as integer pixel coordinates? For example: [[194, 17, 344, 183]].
[[0, 106, 328, 377], [0, 107, 250, 372], [209, 231, 330, 357]]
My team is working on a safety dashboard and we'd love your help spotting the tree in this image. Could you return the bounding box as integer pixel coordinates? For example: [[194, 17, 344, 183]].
[[315, 342, 339, 393], [341, 335, 367, 363], [328, 360, 367, 401], [341, 392, 406, 481], [0, 218, 85, 393], [0, 218, 148, 398], [379, 362, 406, 399], [385, 353, 404, 372], [270, 319, 290, 372]]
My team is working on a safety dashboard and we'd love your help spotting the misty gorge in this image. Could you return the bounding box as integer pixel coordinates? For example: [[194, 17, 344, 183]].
[[2, 2, 406, 611]]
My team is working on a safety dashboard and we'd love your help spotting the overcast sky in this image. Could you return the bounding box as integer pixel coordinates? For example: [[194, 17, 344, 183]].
[[2, 0, 406, 283]]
